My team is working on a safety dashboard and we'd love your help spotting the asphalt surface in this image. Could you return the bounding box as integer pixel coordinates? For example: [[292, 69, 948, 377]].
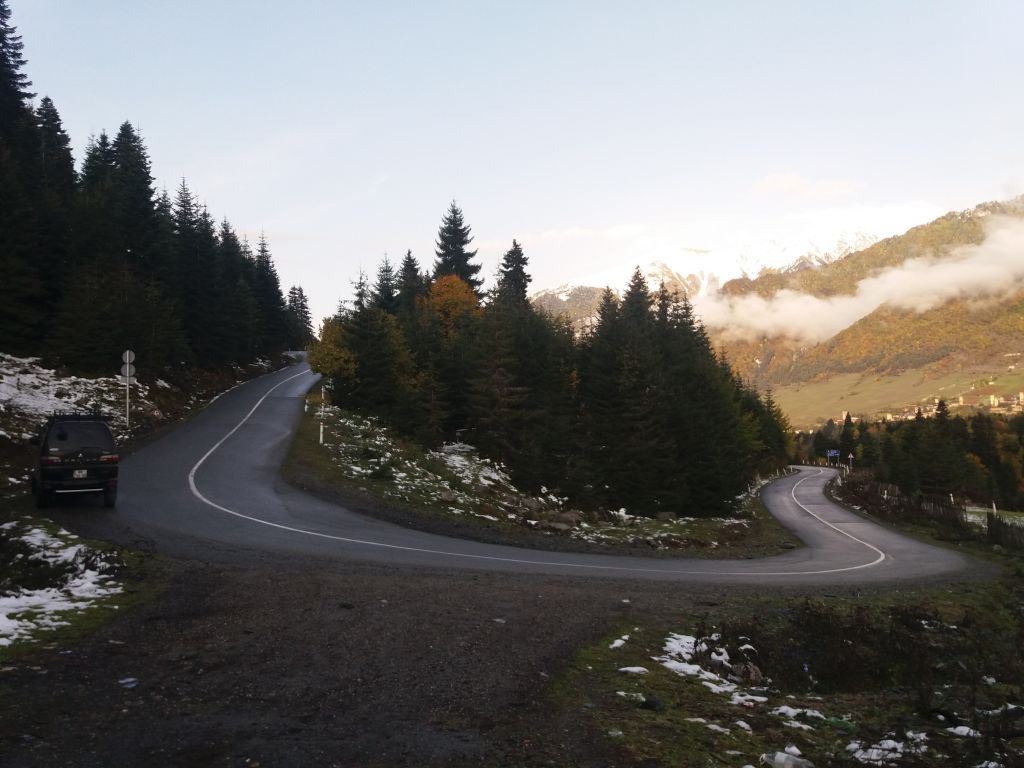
[[60, 360, 979, 586]]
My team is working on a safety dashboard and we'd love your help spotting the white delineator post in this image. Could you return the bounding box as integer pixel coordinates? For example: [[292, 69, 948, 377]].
[[319, 385, 325, 445], [121, 349, 136, 431]]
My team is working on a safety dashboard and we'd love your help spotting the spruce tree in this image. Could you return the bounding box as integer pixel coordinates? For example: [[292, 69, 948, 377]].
[[35, 97, 76, 199], [397, 250, 426, 314], [31, 98, 76, 321], [433, 201, 483, 296], [371, 256, 398, 313], [111, 122, 161, 276], [252, 232, 289, 354], [285, 285, 314, 348], [0, 0, 33, 139], [493, 239, 531, 307]]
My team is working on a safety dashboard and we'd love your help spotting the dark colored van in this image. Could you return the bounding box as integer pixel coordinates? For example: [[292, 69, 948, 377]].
[[30, 413, 119, 508]]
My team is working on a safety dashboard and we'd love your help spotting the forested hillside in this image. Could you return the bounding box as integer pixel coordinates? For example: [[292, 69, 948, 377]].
[[0, 1, 312, 374], [309, 204, 791, 517], [803, 405, 1024, 511], [719, 199, 1024, 388]]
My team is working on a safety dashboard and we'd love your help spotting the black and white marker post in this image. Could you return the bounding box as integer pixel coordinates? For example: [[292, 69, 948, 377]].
[[121, 349, 136, 431]]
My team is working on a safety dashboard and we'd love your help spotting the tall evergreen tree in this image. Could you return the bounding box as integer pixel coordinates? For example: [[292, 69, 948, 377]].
[[397, 249, 426, 314], [111, 122, 161, 276], [493, 239, 531, 307], [252, 232, 289, 354], [0, 0, 33, 138], [433, 201, 483, 296], [285, 285, 314, 348], [35, 97, 76, 199], [371, 255, 398, 313]]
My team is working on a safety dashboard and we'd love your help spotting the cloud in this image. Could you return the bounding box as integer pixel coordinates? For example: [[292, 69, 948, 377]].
[[753, 173, 859, 201], [526, 223, 650, 243], [693, 215, 1024, 344]]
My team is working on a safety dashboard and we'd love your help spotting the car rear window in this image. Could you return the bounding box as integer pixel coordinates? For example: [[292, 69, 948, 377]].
[[48, 422, 116, 452]]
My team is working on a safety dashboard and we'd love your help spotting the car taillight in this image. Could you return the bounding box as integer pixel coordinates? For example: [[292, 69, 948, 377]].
[[100, 454, 119, 464], [41, 456, 61, 465]]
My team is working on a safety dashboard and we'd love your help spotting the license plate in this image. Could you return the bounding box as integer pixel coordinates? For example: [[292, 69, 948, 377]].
[[73, 469, 87, 479]]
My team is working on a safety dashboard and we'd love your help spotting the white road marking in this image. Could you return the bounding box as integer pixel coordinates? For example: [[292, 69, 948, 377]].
[[187, 369, 888, 578], [787, 470, 886, 568]]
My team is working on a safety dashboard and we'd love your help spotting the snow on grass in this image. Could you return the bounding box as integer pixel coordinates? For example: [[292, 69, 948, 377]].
[[0, 518, 123, 647], [772, 706, 826, 721], [0, 352, 166, 444], [656, 632, 739, 694], [947, 725, 982, 737], [846, 731, 928, 764], [316, 403, 783, 546]]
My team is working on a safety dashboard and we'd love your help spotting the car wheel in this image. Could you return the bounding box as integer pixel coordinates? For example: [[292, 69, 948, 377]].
[[104, 489, 117, 508]]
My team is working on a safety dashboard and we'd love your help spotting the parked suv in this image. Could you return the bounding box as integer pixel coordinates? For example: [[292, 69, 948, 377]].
[[30, 412, 119, 508]]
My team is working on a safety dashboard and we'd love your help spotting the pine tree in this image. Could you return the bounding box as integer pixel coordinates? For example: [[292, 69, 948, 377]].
[[0, 1, 46, 353], [111, 122, 161, 277], [371, 256, 398, 313], [433, 201, 483, 296], [397, 250, 426, 310], [493, 239, 531, 307], [0, 0, 33, 139], [285, 285, 314, 348], [35, 97, 76, 199], [0, 139, 45, 353], [30, 97, 76, 321], [251, 232, 289, 354]]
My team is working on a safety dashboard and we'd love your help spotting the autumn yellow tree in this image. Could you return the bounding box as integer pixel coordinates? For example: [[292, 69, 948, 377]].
[[308, 318, 356, 383], [423, 274, 480, 335]]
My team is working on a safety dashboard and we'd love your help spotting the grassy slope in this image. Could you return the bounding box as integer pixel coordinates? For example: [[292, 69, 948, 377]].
[[281, 393, 801, 558]]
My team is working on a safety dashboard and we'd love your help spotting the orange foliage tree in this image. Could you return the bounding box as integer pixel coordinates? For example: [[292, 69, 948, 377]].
[[423, 274, 480, 334]]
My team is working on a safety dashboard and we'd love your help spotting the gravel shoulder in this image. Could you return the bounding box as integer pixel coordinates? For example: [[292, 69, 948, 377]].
[[0, 549, 754, 767]]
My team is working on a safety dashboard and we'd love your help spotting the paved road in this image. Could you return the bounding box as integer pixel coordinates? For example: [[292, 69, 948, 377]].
[[60, 360, 979, 585]]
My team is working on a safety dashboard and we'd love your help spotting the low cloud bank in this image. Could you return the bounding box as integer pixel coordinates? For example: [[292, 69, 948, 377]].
[[692, 216, 1024, 344]]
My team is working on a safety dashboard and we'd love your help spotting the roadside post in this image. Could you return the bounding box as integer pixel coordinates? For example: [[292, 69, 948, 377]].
[[319, 385, 325, 445], [120, 349, 136, 431]]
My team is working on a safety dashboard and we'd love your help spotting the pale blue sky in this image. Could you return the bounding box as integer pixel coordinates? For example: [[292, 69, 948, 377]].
[[14, 1, 1024, 323]]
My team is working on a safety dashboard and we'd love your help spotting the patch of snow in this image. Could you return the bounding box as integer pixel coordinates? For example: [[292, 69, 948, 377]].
[[772, 706, 826, 720], [847, 731, 928, 764], [610, 634, 629, 650], [0, 519, 123, 647], [618, 666, 649, 674], [732, 692, 769, 707], [783, 720, 815, 731], [947, 725, 981, 737]]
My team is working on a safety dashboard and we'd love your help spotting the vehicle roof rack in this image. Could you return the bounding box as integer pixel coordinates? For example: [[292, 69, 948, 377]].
[[48, 410, 111, 420]]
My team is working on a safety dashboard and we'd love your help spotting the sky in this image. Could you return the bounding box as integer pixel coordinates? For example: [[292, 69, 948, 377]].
[[12, 1, 1024, 326]]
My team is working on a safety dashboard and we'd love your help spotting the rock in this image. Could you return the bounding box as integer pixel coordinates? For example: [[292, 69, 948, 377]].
[[640, 695, 664, 712], [733, 662, 764, 686], [655, 511, 676, 522], [555, 510, 582, 526], [537, 521, 573, 533], [438, 489, 457, 503], [523, 497, 544, 514]]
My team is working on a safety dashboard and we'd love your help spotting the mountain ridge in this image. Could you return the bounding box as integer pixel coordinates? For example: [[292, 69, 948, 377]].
[[530, 196, 1024, 426]]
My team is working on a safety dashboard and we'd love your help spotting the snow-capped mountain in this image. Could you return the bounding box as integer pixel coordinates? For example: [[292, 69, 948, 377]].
[[530, 231, 878, 327]]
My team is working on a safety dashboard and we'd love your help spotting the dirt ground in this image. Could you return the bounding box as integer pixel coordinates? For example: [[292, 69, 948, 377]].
[[0, 551, 742, 768]]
